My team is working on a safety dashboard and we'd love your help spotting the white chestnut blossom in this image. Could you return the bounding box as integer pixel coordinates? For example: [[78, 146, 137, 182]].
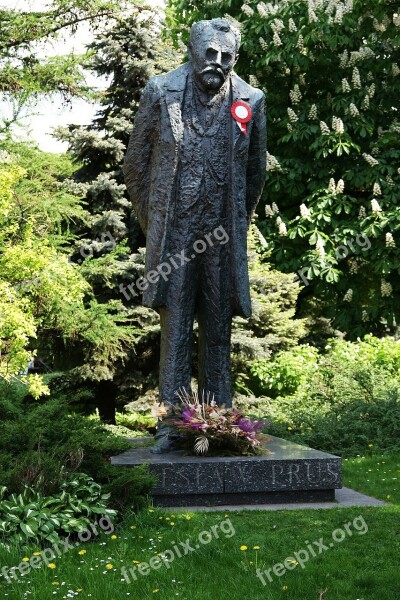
[[257, 2, 268, 17], [392, 63, 400, 76], [393, 13, 400, 26], [358, 206, 366, 219], [316, 238, 326, 260], [266, 154, 282, 172], [273, 32, 283, 47], [373, 182, 382, 196], [339, 50, 348, 68], [381, 280, 393, 297], [371, 199, 382, 213], [241, 4, 254, 16], [362, 310, 369, 322], [361, 95, 370, 110], [259, 37, 268, 51], [288, 18, 297, 32], [300, 203, 311, 219], [363, 153, 379, 167], [320, 121, 330, 135], [342, 78, 351, 93], [336, 179, 345, 194], [328, 178, 336, 193], [386, 232, 396, 247], [349, 103, 359, 117], [297, 34, 305, 51], [272, 202, 280, 214], [287, 107, 299, 122], [352, 67, 361, 89], [332, 116, 344, 134], [265, 205, 274, 217], [308, 104, 318, 119], [343, 289, 353, 302]]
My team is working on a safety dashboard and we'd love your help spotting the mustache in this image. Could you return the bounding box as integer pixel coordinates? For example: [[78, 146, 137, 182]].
[[200, 65, 225, 78]]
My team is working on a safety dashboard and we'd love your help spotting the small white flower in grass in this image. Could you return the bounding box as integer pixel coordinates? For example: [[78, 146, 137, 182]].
[[343, 289, 353, 302], [328, 178, 336, 193], [342, 78, 351, 93], [287, 108, 299, 123], [336, 179, 345, 194], [386, 233, 396, 248], [352, 67, 361, 89], [381, 280, 393, 297], [309, 104, 318, 119], [320, 121, 330, 135], [300, 203, 311, 219], [371, 199, 382, 213]]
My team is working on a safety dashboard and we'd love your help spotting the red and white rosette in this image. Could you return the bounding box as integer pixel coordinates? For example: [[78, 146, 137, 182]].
[[231, 101, 252, 135]]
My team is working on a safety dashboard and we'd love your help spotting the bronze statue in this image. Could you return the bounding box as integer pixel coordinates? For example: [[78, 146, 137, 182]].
[[123, 18, 266, 452]]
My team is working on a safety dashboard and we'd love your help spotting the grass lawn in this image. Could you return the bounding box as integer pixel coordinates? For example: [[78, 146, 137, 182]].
[[0, 453, 399, 600]]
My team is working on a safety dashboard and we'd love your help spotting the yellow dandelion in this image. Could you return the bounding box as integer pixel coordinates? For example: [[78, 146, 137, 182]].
[[253, 546, 260, 550], [111, 534, 117, 539], [106, 563, 113, 570], [287, 426, 293, 431], [22, 557, 29, 562], [78, 549, 87, 555], [48, 563, 56, 569], [33, 552, 41, 556], [240, 545, 248, 551]]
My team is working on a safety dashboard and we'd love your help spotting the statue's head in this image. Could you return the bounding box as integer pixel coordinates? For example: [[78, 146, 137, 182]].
[[188, 18, 241, 93]]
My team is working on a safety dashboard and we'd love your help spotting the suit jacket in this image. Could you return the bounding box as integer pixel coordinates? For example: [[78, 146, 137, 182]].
[[123, 62, 267, 318]]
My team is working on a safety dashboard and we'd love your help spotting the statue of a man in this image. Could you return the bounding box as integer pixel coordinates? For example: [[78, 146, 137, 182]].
[[123, 18, 266, 452]]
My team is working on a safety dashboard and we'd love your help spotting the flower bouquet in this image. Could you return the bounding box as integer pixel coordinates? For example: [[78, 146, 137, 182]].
[[152, 389, 269, 457]]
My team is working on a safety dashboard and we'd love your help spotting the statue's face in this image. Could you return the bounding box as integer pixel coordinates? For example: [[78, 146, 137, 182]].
[[188, 28, 238, 93]]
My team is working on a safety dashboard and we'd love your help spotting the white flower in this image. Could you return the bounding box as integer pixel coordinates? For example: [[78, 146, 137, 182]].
[[371, 199, 382, 213], [332, 116, 344, 134], [362, 310, 369, 322], [334, 5, 344, 24], [352, 67, 361, 89], [273, 31, 282, 46], [368, 83, 376, 97], [381, 280, 393, 297], [328, 178, 336, 193], [308, 7, 318, 22], [363, 153, 379, 167], [265, 204, 274, 217], [300, 203, 311, 219], [343, 289, 353, 302], [266, 154, 282, 172], [257, 2, 268, 17], [278, 221, 288, 236], [288, 18, 297, 32], [320, 121, 330, 135], [336, 179, 345, 194], [297, 34, 304, 51], [271, 18, 285, 32], [241, 4, 254, 16], [386, 232, 396, 247], [394, 13, 400, 27], [342, 78, 351, 93], [349, 103, 359, 117], [373, 182, 382, 196], [272, 202, 279, 214], [259, 37, 268, 51], [287, 107, 299, 122], [316, 239, 326, 259], [358, 206, 366, 219], [361, 95, 370, 110], [290, 84, 302, 104], [392, 63, 400, 76], [339, 50, 348, 68], [309, 104, 318, 119]]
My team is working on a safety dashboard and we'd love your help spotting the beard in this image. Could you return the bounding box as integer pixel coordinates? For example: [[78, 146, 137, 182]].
[[195, 66, 226, 91]]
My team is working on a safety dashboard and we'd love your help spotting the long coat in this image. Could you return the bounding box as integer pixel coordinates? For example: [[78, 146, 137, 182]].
[[123, 62, 267, 318]]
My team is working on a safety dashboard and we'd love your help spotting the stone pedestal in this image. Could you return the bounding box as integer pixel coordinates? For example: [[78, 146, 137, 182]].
[[111, 435, 342, 507]]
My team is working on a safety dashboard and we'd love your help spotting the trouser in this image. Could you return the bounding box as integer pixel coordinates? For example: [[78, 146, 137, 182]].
[[158, 224, 232, 407]]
